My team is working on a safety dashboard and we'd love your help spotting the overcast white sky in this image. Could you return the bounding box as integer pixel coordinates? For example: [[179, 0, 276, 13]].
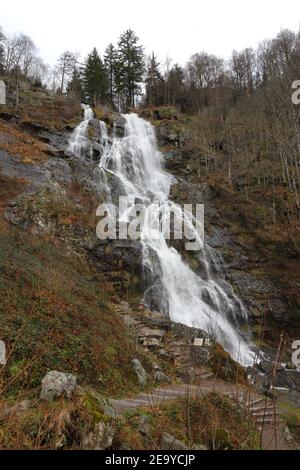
[[2, 0, 300, 66]]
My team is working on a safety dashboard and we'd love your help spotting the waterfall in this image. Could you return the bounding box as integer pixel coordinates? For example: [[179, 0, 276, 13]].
[[68, 104, 94, 158], [69, 108, 257, 367], [98, 113, 256, 367]]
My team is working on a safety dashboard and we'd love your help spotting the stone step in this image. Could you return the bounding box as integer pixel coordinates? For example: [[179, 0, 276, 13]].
[[199, 372, 215, 380], [227, 393, 248, 403], [255, 417, 283, 424], [252, 410, 276, 418], [250, 405, 275, 413], [257, 421, 284, 431], [247, 397, 268, 406]]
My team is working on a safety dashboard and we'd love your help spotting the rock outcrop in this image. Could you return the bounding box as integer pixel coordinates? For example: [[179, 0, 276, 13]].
[[132, 359, 148, 386], [40, 371, 78, 401]]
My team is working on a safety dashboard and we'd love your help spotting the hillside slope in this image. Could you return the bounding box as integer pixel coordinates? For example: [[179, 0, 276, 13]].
[[0, 89, 299, 449]]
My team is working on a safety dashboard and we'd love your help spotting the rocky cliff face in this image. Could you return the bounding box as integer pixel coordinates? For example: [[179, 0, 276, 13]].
[[1, 92, 300, 449], [134, 106, 300, 397], [140, 108, 299, 330]]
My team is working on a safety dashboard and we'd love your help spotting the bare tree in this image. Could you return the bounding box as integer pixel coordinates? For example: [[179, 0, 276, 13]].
[[0, 26, 5, 73], [55, 51, 78, 93], [3, 33, 37, 76], [162, 55, 172, 105], [231, 48, 256, 92]]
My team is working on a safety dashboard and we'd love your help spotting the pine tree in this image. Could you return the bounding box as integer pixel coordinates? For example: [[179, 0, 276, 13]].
[[145, 53, 163, 106], [82, 48, 107, 106], [104, 43, 117, 107], [117, 29, 144, 108], [168, 64, 185, 106], [67, 67, 83, 102]]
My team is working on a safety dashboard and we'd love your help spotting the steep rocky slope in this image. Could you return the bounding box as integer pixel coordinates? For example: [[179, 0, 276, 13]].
[[136, 107, 300, 346], [0, 89, 299, 449], [134, 106, 300, 409]]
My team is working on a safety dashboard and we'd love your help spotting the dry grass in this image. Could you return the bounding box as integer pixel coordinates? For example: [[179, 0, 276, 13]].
[[0, 120, 49, 163], [0, 218, 142, 398], [17, 95, 82, 132], [115, 392, 259, 450]]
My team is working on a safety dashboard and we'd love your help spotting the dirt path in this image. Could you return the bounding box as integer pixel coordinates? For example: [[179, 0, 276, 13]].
[[109, 375, 298, 451]]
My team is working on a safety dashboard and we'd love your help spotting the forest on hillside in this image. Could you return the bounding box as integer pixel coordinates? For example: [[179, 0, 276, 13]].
[[1, 25, 300, 224], [1, 14, 300, 454]]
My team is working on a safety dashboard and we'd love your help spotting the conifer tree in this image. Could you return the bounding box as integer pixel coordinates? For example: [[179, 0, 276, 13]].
[[67, 67, 83, 102], [104, 43, 118, 107], [117, 29, 144, 108], [145, 53, 163, 106], [82, 48, 107, 106]]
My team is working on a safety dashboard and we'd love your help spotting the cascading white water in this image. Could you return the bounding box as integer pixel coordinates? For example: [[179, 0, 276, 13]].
[[68, 104, 94, 157], [98, 113, 257, 367], [69, 109, 256, 366]]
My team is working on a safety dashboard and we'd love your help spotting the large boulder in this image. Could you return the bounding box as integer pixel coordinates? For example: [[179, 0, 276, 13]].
[[114, 116, 126, 138], [132, 359, 147, 386], [40, 371, 78, 401]]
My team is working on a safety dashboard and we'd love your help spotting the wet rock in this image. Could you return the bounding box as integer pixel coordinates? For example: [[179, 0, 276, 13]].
[[132, 359, 147, 386], [114, 116, 126, 138], [40, 371, 77, 401], [85, 119, 111, 163], [82, 422, 114, 450], [160, 433, 188, 450], [250, 359, 300, 397], [88, 119, 104, 141]]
